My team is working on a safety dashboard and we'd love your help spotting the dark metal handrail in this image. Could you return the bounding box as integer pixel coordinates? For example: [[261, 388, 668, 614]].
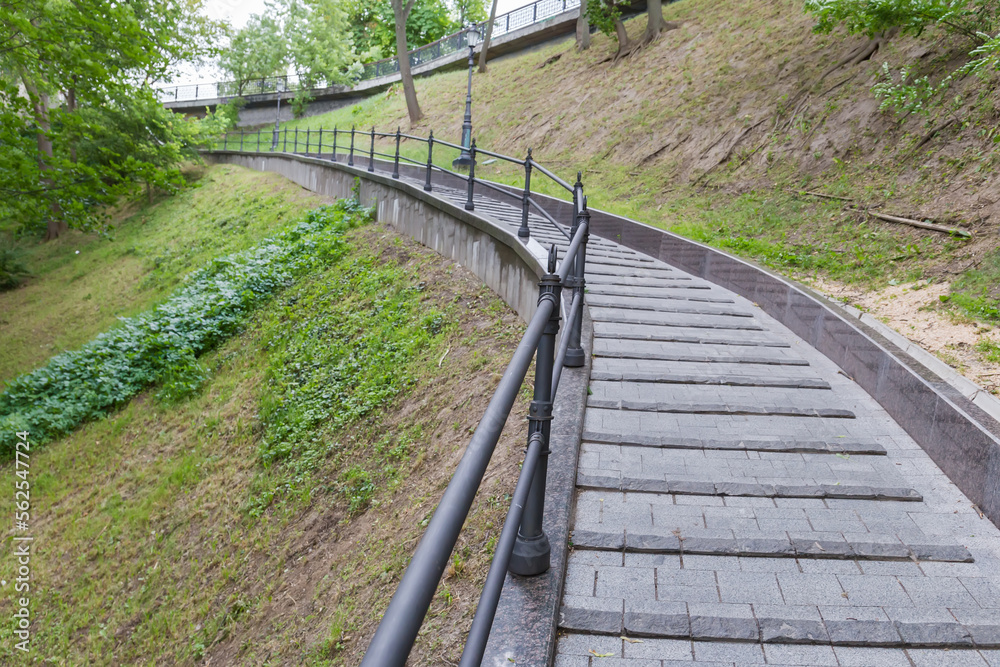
[[213, 125, 589, 665], [158, 0, 582, 104]]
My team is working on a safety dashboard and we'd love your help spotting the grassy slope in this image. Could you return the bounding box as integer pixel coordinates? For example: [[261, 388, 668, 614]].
[[279, 0, 1000, 314], [0, 165, 527, 665], [0, 165, 323, 384]]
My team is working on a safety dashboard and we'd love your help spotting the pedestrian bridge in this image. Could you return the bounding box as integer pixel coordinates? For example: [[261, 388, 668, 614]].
[[208, 131, 1000, 666]]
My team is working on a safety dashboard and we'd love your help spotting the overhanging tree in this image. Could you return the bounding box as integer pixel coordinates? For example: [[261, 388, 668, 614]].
[[0, 0, 225, 239], [805, 0, 1000, 112]]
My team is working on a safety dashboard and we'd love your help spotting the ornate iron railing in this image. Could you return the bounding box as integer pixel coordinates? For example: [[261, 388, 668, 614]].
[[213, 126, 589, 665], [159, 0, 581, 104]]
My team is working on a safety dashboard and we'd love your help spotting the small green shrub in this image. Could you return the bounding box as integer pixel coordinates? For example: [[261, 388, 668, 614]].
[[0, 236, 29, 291]]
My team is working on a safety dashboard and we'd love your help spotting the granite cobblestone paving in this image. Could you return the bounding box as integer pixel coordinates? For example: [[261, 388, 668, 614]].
[[560, 224, 1000, 665]]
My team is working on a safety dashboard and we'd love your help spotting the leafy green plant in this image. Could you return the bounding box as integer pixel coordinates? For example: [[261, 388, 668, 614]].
[[0, 201, 373, 455]]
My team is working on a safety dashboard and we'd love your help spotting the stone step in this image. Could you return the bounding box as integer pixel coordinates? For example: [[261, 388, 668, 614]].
[[589, 369, 829, 389], [569, 528, 971, 562], [587, 397, 855, 419], [558, 603, 1000, 648], [585, 273, 700, 286], [592, 322, 789, 347], [592, 357, 822, 379], [586, 284, 734, 303], [593, 340, 810, 366], [590, 308, 764, 330], [588, 380, 847, 416], [577, 439, 907, 488], [556, 631, 1000, 665], [587, 295, 756, 318], [576, 471, 920, 500], [582, 430, 884, 454]]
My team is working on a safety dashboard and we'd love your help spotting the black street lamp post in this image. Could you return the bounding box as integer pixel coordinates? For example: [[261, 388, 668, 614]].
[[452, 26, 482, 169], [271, 78, 285, 150]]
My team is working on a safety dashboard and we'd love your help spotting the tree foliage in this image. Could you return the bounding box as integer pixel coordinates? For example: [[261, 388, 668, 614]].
[[218, 0, 354, 88], [217, 13, 287, 94], [805, 0, 1000, 115], [344, 0, 484, 60], [806, 0, 999, 40], [0, 0, 228, 239]]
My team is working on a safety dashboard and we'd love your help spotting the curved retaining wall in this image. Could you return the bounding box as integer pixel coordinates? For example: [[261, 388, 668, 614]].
[[208, 151, 543, 322]]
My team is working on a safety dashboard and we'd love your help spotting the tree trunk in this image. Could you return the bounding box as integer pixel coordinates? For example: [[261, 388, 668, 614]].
[[392, 0, 423, 124], [22, 78, 65, 240], [577, 8, 591, 50], [643, 0, 663, 42], [66, 85, 77, 162], [614, 18, 630, 58], [478, 0, 499, 73]]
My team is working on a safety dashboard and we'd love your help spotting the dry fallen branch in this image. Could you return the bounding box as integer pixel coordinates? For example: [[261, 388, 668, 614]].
[[788, 190, 972, 238], [790, 189, 853, 201], [847, 207, 972, 238]]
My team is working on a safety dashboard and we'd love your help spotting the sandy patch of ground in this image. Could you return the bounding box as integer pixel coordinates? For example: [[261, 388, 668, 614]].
[[805, 277, 1000, 397]]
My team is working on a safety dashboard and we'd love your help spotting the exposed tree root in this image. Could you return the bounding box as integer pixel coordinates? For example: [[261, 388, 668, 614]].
[[907, 118, 956, 157]]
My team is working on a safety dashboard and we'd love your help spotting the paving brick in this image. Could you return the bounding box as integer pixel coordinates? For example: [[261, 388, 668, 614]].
[[763, 643, 839, 666], [561, 596, 624, 633], [837, 574, 913, 606], [557, 632, 622, 657], [692, 640, 766, 663], [776, 573, 846, 606], [622, 636, 695, 660], [907, 649, 988, 666], [716, 572, 783, 604], [596, 566, 656, 600]]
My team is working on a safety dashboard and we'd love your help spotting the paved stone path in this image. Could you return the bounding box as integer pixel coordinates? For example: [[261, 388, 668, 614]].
[[415, 179, 1000, 666]]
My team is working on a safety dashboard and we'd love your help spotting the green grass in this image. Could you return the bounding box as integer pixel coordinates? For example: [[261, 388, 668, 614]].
[[0, 164, 324, 384], [976, 338, 1000, 363]]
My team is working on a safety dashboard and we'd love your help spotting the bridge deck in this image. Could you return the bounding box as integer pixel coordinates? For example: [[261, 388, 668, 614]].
[[414, 177, 1000, 666]]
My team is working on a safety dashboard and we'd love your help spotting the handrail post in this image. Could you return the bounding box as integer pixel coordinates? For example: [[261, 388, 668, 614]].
[[240, 128, 244, 151], [510, 246, 561, 576], [294, 127, 299, 153], [392, 126, 401, 179], [424, 131, 434, 191], [318, 127, 323, 157], [368, 126, 375, 172], [333, 127, 338, 162], [519, 149, 532, 238], [348, 126, 355, 166], [257, 128, 261, 152], [223, 132, 228, 150], [306, 127, 311, 154], [565, 184, 589, 368], [283, 127, 287, 152], [464, 139, 477, 210]]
